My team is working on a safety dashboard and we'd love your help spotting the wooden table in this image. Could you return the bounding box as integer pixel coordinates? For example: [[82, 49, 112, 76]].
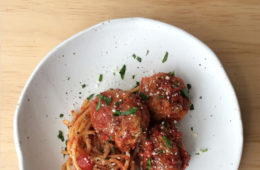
[[1, 0, 260, 169]]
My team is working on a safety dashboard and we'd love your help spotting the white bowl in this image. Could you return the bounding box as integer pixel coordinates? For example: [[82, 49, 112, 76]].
[[14, 17, 243, 170]]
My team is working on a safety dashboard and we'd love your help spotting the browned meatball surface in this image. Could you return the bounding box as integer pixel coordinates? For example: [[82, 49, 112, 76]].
[[138, 122, 190, 170], [89, 89, 150, 152], [139, 72, 191, 121]]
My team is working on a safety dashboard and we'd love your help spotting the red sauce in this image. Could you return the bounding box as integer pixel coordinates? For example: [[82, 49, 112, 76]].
[[76, 154, 92, 170]]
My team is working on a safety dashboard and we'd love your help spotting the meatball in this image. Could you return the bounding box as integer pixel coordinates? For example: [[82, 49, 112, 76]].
[[138, 122, 190, 170], [89, 89, 150, 152], [139, 72, 191, 121]]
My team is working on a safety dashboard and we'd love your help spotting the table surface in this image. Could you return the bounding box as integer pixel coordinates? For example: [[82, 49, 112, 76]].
[[1, 0, 260, 169]]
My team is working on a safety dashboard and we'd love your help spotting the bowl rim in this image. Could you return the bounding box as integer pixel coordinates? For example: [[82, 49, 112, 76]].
[[13, 17, 243, 169]]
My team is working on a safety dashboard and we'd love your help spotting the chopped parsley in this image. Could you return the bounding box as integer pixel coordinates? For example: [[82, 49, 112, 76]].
[[103, 96, 112, 105], [81, 84, 86, 88], [65, 139, 68, 151], [147, 159, 151, 170], [195, 152, 200, 155], [201, 148, 208, 152], [108, 137, 114, 144], [187, 84, 192, 90], [105, 157, 111, 160], [96, 95, 102, 111], [87, 93, 94, 100], [162, 51, 168, 63], [96, 94, 112, 111], [119, 64, 126, 80], [113, 107, 138, 116], [99, 74, 103, 82], [135, 81, 140, 88], [199, 96, 202, 99], [115, 101, 122, 107], [111, 146, 114, 153], [159, 150, 163, 154], [139, 92, 149, 100], [159, 95, 164, 98], [136, 56, 142, 62], [67, 77, 70, 80], [181, 88, 189, 99], [57, 130, 64, 142], [132, 75, 135, 79], [163, 135, 172, 149], [146, 50, 149, 56], [171, 84, 175, 88], [59, 113, 64, 118], [132, 53, 142, 62], [190, 127, 194, 131], [190, 104, 194, 110], [168, 71, 175, 76]]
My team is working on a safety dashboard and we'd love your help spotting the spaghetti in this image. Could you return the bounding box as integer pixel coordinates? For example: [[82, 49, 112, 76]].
[[62, 99, 135, 170]]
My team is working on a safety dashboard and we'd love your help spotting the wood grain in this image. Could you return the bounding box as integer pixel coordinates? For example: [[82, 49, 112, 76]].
[[1, 0, 260, 169]]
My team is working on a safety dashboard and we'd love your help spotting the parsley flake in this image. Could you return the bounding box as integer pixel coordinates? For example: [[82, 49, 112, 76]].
[[201, 148, 208, 152], [137, 56, 142, 62], [181, 88, 189, 99], [132, 54, 137, 59], [119, 64, 126, 80], [113, 107, 138, 116], [87, 93, 94, 100], [146, 50, 149, 56], [147, 159, 151, 170], [135, 81, 140, 88], [99, 74, 103, 82], [187, 84, 192, 90], [59, 113, 64, 118], [57, 130, 64, 142], [111, 146, 114, 153], [162, 51, 168, 63], [96, 95, 102, 111], [190, 104, 194, 110], [115, 101, 122, 107], [163, 135, 172, 149], [65, 139, 68, 151], [96, 94, 112, 111], [103, 96, 112, 105], [81, 84, 86, 88], [139, 92, 149, 100], [168, 71, 175, 76]]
